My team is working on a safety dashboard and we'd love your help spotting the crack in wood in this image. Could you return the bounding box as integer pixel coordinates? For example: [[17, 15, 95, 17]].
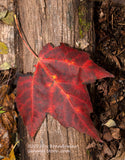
[[46, 115, 51, 160], [67, 129, 71, 160]]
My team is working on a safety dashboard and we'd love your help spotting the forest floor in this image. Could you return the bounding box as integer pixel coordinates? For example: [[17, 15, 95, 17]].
[[87, 1, 125, 160], [0, 0, 124, 160]]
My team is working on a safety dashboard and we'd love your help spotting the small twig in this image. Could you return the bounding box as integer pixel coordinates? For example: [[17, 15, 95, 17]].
[[7, 68, 12, 85], [118, 23, 125, 25], [117, 48, 125, 56], [111, 14, 114, 29]]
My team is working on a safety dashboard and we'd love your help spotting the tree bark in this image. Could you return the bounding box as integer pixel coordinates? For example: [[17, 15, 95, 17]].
[[15, 0, 95, 159]]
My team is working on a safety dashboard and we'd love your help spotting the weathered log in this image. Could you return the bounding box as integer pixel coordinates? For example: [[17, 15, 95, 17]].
[[0, 0, 15, 69], [15, 0, 95, 159]]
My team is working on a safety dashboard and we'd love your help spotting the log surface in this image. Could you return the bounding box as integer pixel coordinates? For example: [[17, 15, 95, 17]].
[[16, 0, 95, 159]]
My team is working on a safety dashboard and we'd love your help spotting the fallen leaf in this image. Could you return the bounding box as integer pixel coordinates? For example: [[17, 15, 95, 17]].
[[110, 104, 118, 118], [0, 155, 4, 159], [112, 0, 125, 5], [0, 9, 8, 19], [1, 11, 14, 26], [97, 81, 108, 96], [103, 142, 113, 157], [0, 85, 9, 105], [119, 117, 125, 129], [16, 43, 114, 141], [103, 130, 113, 142], [103, 119, 116, 128], [1, 92, 16, 133], [110, 141, 117, 156], [2, 141, 19, 160], [0, 119, 10, 156], [86, 141, 96, 150], [0, 85, 17, 156], [7, 148, 16, 160], [108, 54, 121, 69], [0, 62, 11, 70], [89, 0, 125, 5], [110, 128, 121, 140], [2, 93, 15, 107], [0, 42, 8, 55], [1, 112, 15, 132], [111, 140, 125, 160], [0, 110, 6, 114], [110, 95, 124, 105], [111, 152, 125, 160], [97, 142, 113, 159], [76, 37, 89, 49]]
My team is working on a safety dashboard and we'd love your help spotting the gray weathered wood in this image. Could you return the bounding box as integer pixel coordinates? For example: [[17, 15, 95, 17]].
[[0, 0, 15, 69], [15, 0, 95, 159]]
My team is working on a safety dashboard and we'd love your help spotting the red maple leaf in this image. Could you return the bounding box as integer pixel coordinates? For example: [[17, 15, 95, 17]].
[[16, 43, 114, 141]]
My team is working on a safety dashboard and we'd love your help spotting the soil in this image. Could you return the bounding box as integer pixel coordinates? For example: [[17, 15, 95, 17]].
[[87, 1, 125, 160]]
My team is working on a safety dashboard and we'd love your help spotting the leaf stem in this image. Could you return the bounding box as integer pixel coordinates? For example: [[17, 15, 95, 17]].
[[14, 14, 39, 61]]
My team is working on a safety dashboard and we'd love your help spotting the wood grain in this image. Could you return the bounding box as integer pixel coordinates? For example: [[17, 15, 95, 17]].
[[15, 0, 95, 159]]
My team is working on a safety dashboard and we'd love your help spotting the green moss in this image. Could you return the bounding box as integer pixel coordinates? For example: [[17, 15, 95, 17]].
[[86, 149, 90, 155], [78, 4, 91, 39], [79, 29, 83, 38], [2, 11, 14, 26]]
